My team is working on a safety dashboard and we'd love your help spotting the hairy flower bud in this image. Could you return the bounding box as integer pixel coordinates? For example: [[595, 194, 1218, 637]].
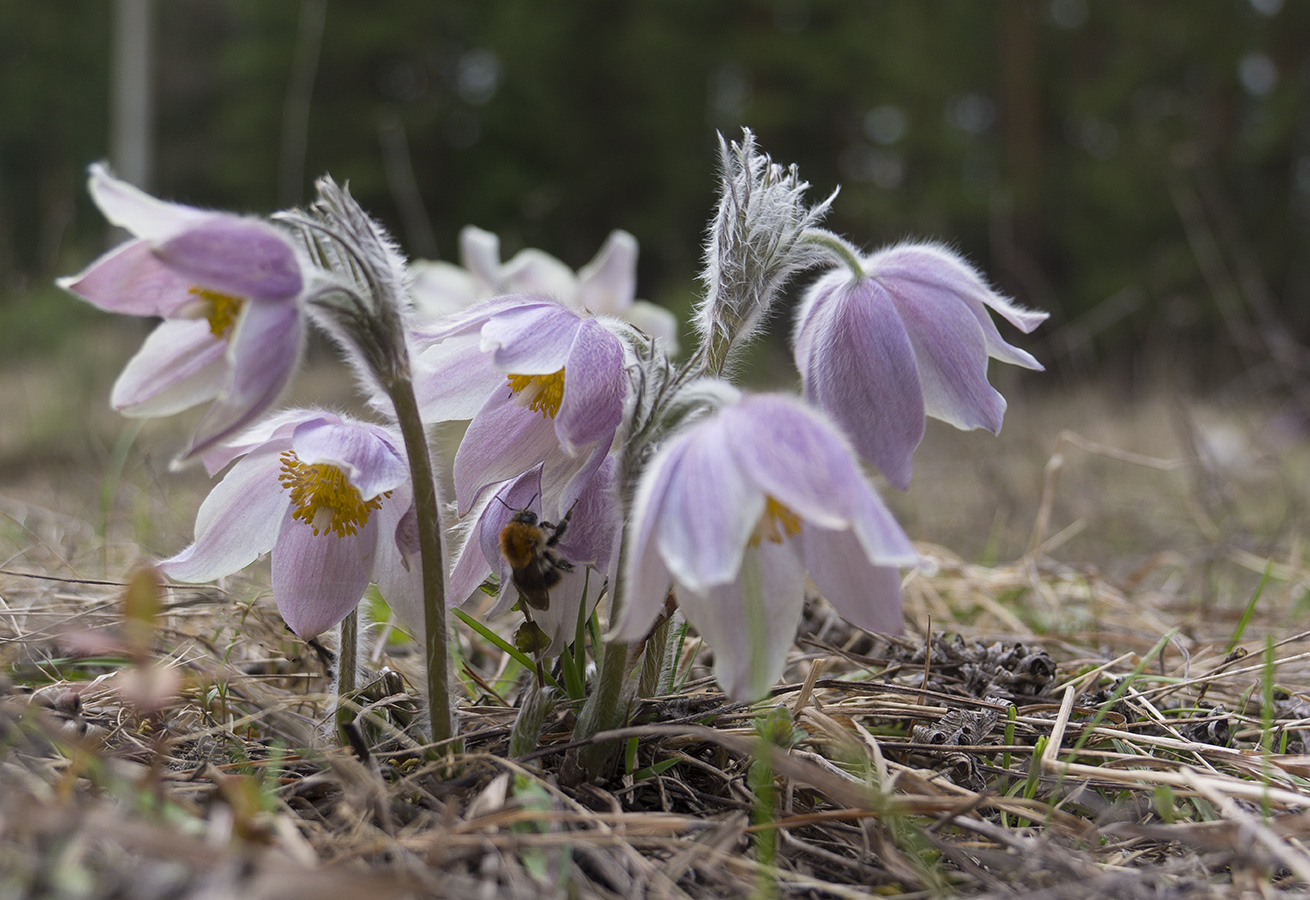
[[696, 129, 834, 372]]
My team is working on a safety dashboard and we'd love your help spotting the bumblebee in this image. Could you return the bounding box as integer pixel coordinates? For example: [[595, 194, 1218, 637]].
[[498, 505, 575, 611]]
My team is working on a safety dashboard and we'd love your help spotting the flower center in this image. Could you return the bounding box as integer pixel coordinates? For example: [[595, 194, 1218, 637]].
[[188, 287, 246, 339], [750, 496, 803, 546], [506, 369, 566, 418], [277, 451, 389, 537]]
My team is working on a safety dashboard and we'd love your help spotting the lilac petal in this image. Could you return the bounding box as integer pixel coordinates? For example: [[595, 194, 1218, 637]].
[[182, 298, 303, 459], [198, 408, 335, 476], [883, 275, 1005, 433], [290, 420, 407, 500], [110, 320, 226, 416], [372, 487, 424, 637], [873, 243, 1046, 368], [970, 309, 1045, 370], [452, 395, 564, 514], [272, 512, 376, 638], [680, 540, 806, 701], [797, 274, 924, 491], [58, 239, 198, 317], [458, 225, 503, 294], [154, 218, 302, 302], [87, 163, 207, 241], [726, 395, 869, 529], [158, 445, 289, 582], [847, 490, 919, 566], [656, 424, 763, 592], [877, 243, 1048, 334], [447, 539, 493, 611], [412, 333, 505, 422], [411, 295, 545, 345], [549, 438, 611, 518], [612, 443, 681, 643], [554, 455, 617, 573], [576, 230, 638, 316], [802, 527, 905, 635], [555, 318, 625, 453], [503, 249, 577, 301], [480, 302, 579, 374]]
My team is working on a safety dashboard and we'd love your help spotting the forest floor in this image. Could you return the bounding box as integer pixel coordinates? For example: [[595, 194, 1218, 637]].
[[3, 325, 1310, 899]]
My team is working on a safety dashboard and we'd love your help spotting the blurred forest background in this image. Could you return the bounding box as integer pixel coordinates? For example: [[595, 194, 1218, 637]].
[[3, 0, 1310, 394]]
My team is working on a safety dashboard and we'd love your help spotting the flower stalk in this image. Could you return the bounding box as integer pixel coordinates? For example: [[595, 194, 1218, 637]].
[[382, 367, 454, 748], [335, 607, 359, 734]]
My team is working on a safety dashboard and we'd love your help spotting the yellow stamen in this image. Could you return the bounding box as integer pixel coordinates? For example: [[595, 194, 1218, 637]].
[[188, 286, 245, 339], [750, 496, 803, 546], [277, 451, 389, 537], [507, 369, 566, 418]]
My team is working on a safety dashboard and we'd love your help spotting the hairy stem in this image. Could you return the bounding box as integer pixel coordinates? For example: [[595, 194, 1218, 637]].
[[802, 228, 864, 279], [568, 511, 633, 780], [385, 371, 454, 748], [334, 607, 359, 734]]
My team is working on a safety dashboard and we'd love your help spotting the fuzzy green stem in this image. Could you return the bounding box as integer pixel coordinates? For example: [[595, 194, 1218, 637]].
[[335, 607, 359, 734], [568, 513, 634, 780], [705, 326, 735, 379], [384, 372, 454, 748], [802, 229, 865, 280]]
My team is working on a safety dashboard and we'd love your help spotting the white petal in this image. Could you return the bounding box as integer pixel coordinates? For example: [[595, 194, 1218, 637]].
[[576, 230, 638, 315], [407, 260, 479, 317], [502, 249, 579, 304], [459, 225, 503, 295], [621, 300, 680, 355], [88, 162, 208, 241]]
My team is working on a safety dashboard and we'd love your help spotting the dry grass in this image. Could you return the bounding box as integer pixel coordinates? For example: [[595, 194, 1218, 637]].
[[4, 329, 1310, 898]]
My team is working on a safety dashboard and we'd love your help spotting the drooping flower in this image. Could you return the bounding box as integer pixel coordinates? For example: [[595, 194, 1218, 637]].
[[611, 390, 918, 701], [158, 410, 421, 639], [409, 226, 679, 352], [411, 295, 628, 515], [58, 164, 307, 460], [793, 241, 1048, 491], [448, 459, 617, 655]]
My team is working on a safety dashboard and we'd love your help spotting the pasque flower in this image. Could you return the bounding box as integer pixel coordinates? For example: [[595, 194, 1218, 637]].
[[793, 242, 1047, 490], [611, 390, 918, 701], [410, 226, 679, 351], [411, 295, 627, 515], [448, 460, 617, 654], [158, 410, 421, 639], [58, 164, 306, 460]]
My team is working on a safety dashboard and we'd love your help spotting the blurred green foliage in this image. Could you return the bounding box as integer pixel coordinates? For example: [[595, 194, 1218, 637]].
[[3, 0, 1309, 379]]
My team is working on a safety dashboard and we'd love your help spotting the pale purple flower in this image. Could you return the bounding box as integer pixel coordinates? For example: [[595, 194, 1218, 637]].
[[794, 242, 1047, 490], [58, 164, 306, 460], [409, 226, 679, 351], [158, 410, 421, 640], [611, 391, 918, 701], [411, 295, 627, 515], [448, 459, 617, 654]]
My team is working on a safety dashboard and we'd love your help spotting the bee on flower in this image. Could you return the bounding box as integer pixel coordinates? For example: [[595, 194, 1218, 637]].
[[410, 295, 629, 516]]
